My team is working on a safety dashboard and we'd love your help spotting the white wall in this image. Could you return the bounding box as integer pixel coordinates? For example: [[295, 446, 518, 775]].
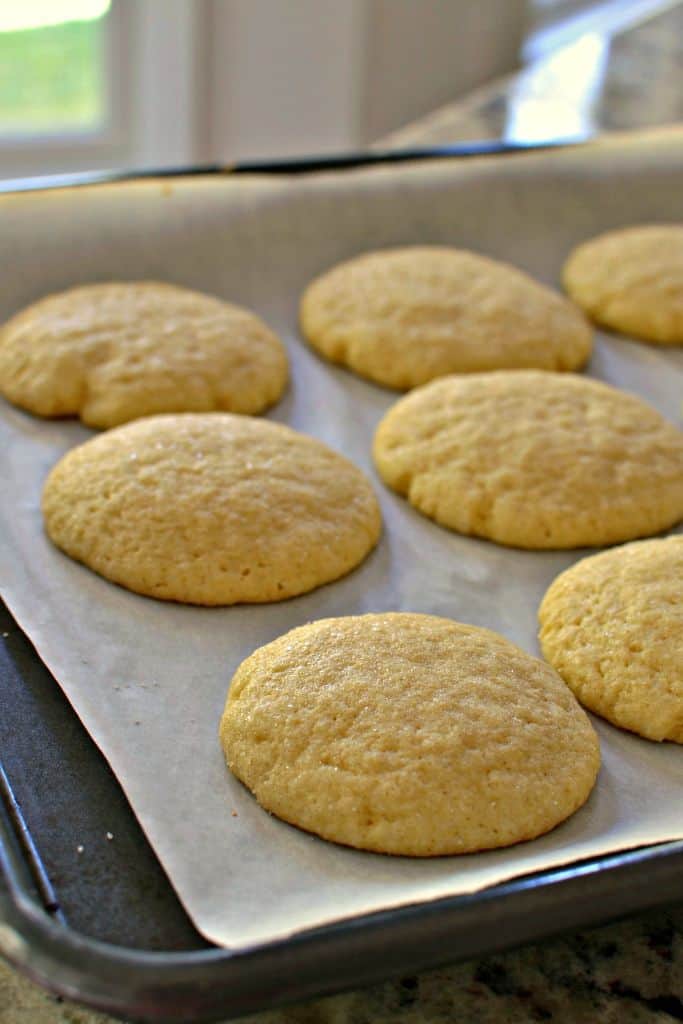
[[0, 0, 527, 179], [206, 0, 368, 159], [205, 0, 526, 160], [359, 0, 526, 142]]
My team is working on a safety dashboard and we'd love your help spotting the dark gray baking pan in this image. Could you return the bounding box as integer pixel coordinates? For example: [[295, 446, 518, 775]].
[[2, 598, 683, 1024], [1, 147, 682, 1024]]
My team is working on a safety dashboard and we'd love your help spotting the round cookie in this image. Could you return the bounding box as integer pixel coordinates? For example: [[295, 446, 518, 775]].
[[220, 613, 600, 856], [563, 224, 683, 344], [0, 282, 288, 427], [373, 370, 683, 549], [299, 246, 592, 389], [539, 536, 683, 743], [42, 413, 381, 605]]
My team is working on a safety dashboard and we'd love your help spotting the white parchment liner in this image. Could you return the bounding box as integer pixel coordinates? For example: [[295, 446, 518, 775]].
[[1, 132, 682, 950]]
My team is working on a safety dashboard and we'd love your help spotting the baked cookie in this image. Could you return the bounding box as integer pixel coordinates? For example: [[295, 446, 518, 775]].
[[299, 246, 592, 389], [539, 536, 683, 743], [42, 413, 381, 605], [0, 282, 288, 427], [220, 613, 600, 856], [563, 224, 683, 344], [373, 370, 683, 549]]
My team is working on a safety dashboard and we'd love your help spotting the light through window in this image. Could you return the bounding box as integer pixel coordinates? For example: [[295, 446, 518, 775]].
[[0, 0, 111, 136]]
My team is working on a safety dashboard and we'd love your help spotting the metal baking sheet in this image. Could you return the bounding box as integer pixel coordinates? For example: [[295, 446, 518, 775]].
[[0, 130, 682, 1018]]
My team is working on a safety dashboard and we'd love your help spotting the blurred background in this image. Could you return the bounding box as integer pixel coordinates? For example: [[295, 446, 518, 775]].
[[0, 0, 680, 180]]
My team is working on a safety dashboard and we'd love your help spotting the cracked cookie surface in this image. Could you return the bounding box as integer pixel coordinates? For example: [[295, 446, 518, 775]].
[[373, 370, 683, 549], [220, 612, 600, 855], [42, 413, 381, 605], [0, 281, 288, 427], [300, 246, 592, 389], [563, 224, 683, 344], [539, 536, 683, 742]]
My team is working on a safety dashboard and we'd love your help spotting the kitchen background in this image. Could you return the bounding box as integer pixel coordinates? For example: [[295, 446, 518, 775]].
[[1, 0, 678, 182]]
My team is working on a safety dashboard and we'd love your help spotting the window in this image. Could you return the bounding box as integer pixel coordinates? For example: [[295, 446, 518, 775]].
[[0, 0, 202, 181], [0, 1, 111, 137], [0, 0, 130, 179]]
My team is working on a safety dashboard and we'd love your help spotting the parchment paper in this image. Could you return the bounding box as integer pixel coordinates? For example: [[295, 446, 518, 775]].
[[1, 131, 682, 950]]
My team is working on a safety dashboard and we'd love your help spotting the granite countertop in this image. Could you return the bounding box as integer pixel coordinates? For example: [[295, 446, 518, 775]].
[[1, 902, 681, 1023], [379, 0, 683, 150], [1, 3, 682, 1023]]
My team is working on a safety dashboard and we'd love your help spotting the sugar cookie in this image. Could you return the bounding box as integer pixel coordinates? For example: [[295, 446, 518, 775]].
[[43, 413, 381, 604], [539, 536, 683, 742], [0, 282, 288, 427], [373, 370, 683, 549], [221, 613, 600, 855], [563, 225, 683, 344], [300, 246, 592, 388]]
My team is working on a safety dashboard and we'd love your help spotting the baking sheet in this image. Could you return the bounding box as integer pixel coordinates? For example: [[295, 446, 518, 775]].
[[0, 131, 682, 951]]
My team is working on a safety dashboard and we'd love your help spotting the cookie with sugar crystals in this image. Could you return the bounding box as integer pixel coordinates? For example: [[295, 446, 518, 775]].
[[220, 613, 600, 855], [300, 246, 592, 389], [42, 413, 381, 605], [0, 281, 288, 427], [539, 536, 683, 743], [563, 224, 683, 344], [373, 370, 683, 549]]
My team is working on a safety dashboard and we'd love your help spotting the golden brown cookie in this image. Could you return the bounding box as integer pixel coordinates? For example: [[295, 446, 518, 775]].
[[42, 413, 381, 605], [299, 246, 592, 389], [563, 224, 683, 344], [220, 613, 600, 855], [539, 536, 683, 743], [373, 370, 683, 549], [0, 282, 288, 427]]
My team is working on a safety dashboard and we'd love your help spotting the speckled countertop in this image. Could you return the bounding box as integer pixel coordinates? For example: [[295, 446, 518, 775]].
[[2, 3, 682, 1023], [379, 0, 683, 150], [1, 903, 682, 1023]]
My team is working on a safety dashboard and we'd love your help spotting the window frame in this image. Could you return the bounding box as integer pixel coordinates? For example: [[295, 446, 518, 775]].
[[0, 0, 203, 180]]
